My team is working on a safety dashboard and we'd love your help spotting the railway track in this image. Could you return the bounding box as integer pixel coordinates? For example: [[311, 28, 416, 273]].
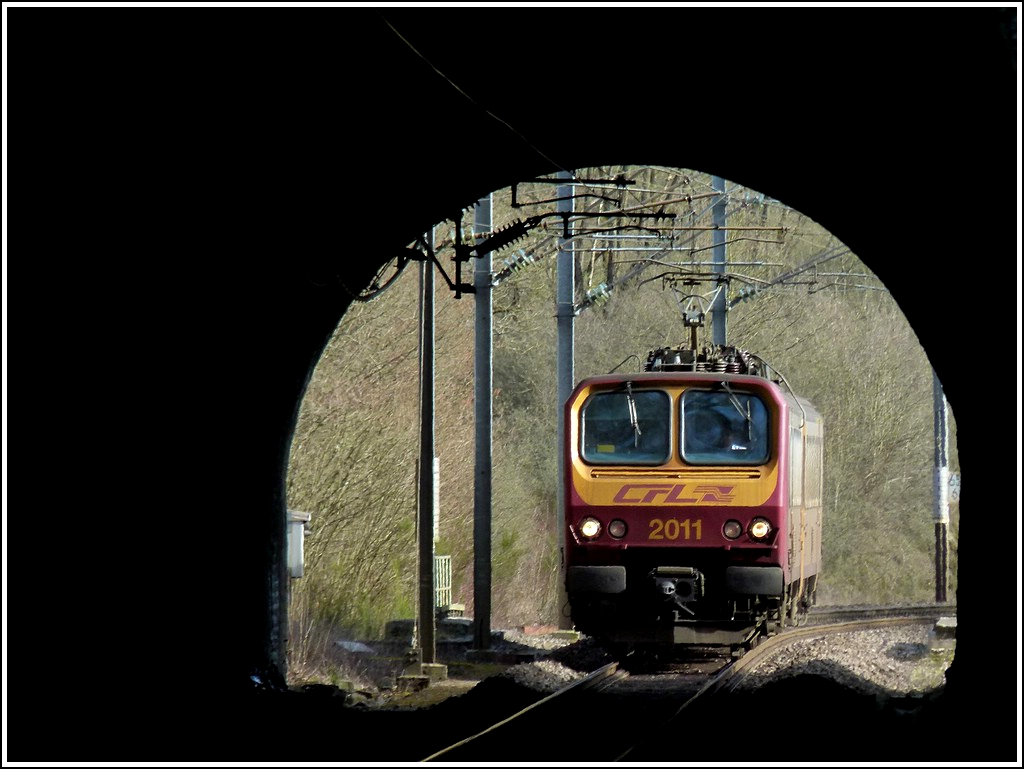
[[421, 662, 628, 761], [420, 608, 954, 762], [619, 611, 950, 760]]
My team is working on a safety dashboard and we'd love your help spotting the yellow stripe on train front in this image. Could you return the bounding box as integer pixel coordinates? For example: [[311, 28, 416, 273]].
[[571, 464, 779, 507]]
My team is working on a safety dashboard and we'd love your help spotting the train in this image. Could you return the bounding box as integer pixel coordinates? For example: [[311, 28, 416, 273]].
[[563, 340, 824, 655]]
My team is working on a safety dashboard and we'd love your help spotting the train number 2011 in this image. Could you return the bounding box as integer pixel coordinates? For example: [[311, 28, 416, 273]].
[[648, 518, 702, 540]]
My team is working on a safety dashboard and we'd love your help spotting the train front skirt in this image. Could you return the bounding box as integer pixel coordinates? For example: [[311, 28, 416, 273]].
[[567, 563, 784, 647]]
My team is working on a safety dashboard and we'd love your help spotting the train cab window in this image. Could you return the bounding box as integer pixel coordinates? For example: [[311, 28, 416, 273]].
[[580, 389, 671, 465], [681, 388, 769, 465]]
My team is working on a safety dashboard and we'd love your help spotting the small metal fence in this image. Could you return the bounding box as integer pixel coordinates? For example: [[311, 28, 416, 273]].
[[434, 554, 452, 610]]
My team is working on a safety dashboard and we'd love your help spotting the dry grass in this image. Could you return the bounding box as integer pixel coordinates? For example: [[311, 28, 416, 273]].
[[287, 622, 402, 691]]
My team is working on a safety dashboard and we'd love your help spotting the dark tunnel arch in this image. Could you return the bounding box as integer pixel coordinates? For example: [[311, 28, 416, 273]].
[[12, 7, 1017, 763], [223, 12, 1020, 758]]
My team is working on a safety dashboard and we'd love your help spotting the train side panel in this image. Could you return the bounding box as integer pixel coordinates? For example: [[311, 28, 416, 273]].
[[786, 394, 824, 611]]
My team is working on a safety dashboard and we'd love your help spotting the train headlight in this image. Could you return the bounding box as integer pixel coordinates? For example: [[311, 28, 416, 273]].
[[748, 517, 772, 541], [579, 517, 602, 539], [608, 519, 627, 539], [723, 520, 743, 540]]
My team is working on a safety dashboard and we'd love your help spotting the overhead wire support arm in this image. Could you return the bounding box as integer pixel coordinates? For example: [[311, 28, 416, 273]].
[[437, 210, 556, 298], [510, 174, 635, 208], [638, 269, 731, 289], [726, 244, 855, 308], [655, 225, 787, 232], [445, 211, 550, 297], [414, 228, 476, 299], [573, 224, 668, 238], [478, 209, 676, 263], [441, 187, 677, 296], [549, 210, 676, 240]]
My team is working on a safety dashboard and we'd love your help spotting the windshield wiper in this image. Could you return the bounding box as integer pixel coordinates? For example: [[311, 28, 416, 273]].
[[720, 381, 753, 440], [625, 381, 642, 448]]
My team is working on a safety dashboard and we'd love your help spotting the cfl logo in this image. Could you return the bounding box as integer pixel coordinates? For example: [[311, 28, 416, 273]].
[[613, 483, 735, 504]]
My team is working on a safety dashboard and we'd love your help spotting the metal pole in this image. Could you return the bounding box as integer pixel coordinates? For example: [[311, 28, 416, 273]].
[[711, 175, 727, 346], [473, 196, 493, 650], [417, 240, 436, 664], [932, 370, 949, 603], [555, 170, 574, 629]]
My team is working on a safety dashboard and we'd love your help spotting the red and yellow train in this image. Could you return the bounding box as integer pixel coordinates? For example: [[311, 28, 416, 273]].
[[563, 343, 823, 653]]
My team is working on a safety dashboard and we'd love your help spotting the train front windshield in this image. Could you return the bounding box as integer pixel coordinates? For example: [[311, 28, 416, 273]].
[[682, 389, 769, 465], [579, 386, 770, 467], [581, 390, 671, 465]]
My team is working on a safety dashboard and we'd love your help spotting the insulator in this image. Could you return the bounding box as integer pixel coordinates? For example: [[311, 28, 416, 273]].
[[584, 282, 611, 305], [474, 220, 531, 257]]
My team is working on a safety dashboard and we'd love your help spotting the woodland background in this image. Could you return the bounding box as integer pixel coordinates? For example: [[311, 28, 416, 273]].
[[284, 166, 959, 682]]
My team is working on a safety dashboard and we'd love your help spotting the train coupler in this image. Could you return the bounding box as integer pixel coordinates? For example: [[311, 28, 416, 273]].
[[650, 566, 704, 614]]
